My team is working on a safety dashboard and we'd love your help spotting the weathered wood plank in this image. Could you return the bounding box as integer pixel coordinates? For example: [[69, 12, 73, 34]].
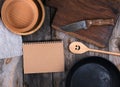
[[0, 59, 4, 87], [52, 31, 76, 87], [51, 8, 89, 87], [0, 0, 119, 87], [50, 4, 111, 87], [88, 44, 109, 59], [109, 16, 120, 70], [50, 9, 77, 87], [0, 1, 23, 87], [23, 5, 53, 87], [0, 57, 23, 87]]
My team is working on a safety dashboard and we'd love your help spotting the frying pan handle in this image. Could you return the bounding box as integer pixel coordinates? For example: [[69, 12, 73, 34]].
[[86, 19, 115, 27]]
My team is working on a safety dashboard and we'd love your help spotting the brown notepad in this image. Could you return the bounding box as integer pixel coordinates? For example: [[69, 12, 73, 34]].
[[23, 41, 64, 74]]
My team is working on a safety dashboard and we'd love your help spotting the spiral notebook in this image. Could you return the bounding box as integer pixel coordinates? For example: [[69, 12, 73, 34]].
[[23, 41, 64, 74]]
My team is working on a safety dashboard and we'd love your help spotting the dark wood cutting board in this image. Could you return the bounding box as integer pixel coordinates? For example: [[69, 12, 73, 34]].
[[46, 0, 120, 47]]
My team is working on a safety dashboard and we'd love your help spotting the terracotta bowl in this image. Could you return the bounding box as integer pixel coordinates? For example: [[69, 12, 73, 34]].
[[1, 0, 39, 34]]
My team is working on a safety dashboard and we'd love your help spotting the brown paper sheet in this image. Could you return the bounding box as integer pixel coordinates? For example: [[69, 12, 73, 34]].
[[23, 41, 64, 74]]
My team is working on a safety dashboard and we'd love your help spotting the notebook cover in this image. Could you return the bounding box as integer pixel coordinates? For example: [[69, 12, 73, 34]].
[[23, 41, 64, 74]]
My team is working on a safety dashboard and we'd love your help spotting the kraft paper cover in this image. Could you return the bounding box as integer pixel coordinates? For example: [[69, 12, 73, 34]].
[[23, 41, 64, 74]]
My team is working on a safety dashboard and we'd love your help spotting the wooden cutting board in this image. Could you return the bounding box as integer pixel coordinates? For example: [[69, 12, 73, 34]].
[[46, 0, 120, 47]]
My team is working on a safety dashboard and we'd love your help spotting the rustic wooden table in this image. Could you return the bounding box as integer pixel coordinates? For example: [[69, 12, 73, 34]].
[[0, 0, 120, 87]]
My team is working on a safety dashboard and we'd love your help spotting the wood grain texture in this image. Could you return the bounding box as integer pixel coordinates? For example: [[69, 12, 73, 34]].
[[0, 57, 23, 87], [46, 0, 120, 47], [22, 1, 120, 87], [0, 1, 23, 87], [52, 31, 76, 87], [1, 0, 120, 87], [109, 16, 120, 70], [51, 8, 90, 87], [23, 5, 53, 87], [51, 17, 109, 87]]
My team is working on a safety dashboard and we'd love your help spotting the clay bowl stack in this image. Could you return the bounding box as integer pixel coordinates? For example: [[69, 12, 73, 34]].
[[1, 0, 45, 35]]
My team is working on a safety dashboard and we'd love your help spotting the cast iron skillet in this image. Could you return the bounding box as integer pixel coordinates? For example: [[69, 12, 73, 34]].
[[66, 56, 120, 87]]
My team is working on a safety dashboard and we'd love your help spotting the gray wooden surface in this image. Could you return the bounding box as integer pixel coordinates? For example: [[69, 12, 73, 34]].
[[0, 0, 120, 87], [22, 1, 120, 87]]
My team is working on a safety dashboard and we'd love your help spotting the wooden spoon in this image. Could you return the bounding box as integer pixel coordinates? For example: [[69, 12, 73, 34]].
[[69, 42, 120, 56]]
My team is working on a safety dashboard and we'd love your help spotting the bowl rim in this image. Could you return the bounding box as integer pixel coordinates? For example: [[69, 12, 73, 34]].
[[1, 0, 39, 33], [14, 0, 45, 35], [3, 0, 45, 35]]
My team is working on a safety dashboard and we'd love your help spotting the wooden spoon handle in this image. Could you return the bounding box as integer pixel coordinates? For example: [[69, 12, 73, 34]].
[[89, 49, 120, 56]]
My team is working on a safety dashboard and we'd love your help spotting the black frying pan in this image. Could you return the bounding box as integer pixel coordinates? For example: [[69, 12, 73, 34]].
[[66, 56, 120, 87]]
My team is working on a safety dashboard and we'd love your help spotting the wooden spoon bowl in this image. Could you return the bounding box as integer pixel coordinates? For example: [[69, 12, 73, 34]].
[[69, 42, 120, 56]]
